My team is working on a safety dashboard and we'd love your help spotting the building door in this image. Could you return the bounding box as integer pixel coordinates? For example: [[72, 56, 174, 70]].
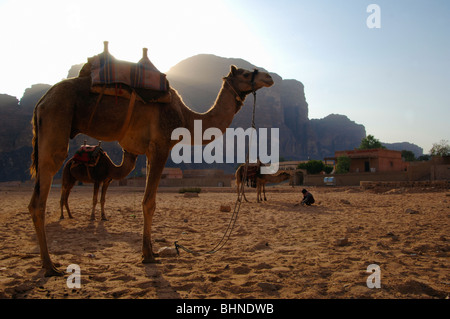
[[364, 161, 370, 172]]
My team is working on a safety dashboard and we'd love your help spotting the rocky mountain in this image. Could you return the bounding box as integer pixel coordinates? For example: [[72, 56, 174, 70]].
[[382, 142, 423, 158], [0, 54, 422, 182], [165, 54, 364, 162], [309, 114, 367, 158]]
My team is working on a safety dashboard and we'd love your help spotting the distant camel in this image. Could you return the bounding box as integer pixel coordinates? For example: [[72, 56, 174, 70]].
[[234, 162, 261, 202], [256, 171, 291, 203], [60, 146, 137, 220]]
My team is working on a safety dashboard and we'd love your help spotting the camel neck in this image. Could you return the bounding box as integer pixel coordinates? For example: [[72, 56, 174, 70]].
[[109, 152, 137, 180], [183, 82, 243, 141]]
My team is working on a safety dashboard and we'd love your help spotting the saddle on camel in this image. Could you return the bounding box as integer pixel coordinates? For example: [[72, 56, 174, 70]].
[[72, 141, 104, 167], [78, 41, 171, 139], [245, 165, 259, 188], [79, 41, 171, 104], [238, 161, 266, 188]]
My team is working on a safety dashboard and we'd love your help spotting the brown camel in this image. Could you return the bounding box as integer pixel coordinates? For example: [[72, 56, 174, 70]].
[[60, 147, 138, 221], [28, 62, 274, 276], [256, 171, 291, 203], [234, 162, 262, 202]]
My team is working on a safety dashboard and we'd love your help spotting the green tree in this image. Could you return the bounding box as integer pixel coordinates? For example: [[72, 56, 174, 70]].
[[324, 165, 334, 174], [358, 135, 385, 150], [417, 154, 431, 161], [335, 156, 351, 174], [430, 139, 450, 156], [401, 150, 416, 162], [297, 160, 325, 174]]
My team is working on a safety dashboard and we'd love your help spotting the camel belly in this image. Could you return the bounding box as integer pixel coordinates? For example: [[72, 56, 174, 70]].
[[73, 95, 164, 154]]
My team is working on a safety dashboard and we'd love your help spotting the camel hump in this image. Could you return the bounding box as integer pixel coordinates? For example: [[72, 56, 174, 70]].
[[72, 144, 104, 166]]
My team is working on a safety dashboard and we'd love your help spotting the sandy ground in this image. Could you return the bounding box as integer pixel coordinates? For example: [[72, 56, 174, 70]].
[[0, 184, 449, 299]]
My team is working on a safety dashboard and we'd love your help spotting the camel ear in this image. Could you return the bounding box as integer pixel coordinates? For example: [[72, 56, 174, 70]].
[[230, 65, 238, 76]]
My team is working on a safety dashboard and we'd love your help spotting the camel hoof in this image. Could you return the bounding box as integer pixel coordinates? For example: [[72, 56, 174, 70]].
[[142, 252, 160, 264], [44, 266, 65, 277], [142, 257, 160, 264]]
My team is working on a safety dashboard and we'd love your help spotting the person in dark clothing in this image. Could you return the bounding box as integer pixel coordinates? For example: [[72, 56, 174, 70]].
[[301, 189, 315, 206]]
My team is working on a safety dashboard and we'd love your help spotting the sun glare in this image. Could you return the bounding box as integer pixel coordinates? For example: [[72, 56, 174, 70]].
[[0, 0, 273, 98], [75, 0, 250, 73]]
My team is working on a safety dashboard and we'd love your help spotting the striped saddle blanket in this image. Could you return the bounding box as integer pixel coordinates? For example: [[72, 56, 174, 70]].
[[79, 43, 170, 103], [89, 51, 168, 92]]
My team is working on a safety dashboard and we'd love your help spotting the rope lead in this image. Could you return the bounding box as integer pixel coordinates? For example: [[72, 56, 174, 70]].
[[174, 81, 258, 256]]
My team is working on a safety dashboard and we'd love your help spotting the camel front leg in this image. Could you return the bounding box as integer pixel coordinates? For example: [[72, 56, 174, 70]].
[[256, 181, 262, 203], [100, 179, 111, 221], [236, 181, 249, 203], [263, 184, 267, 201], [91, 181, 100, 220], [142, 145, 169, 263], [236, 182, 241, 201], [242, 184, 249, 202]]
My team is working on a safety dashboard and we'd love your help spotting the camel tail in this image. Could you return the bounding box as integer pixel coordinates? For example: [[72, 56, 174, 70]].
[[30, 109, 38, 179]]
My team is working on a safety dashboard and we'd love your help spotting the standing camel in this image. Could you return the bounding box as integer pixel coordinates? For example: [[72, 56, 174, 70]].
[[235, 163, 255, 203], [256, 171, 291, 203], [234, 162, 263, 202], [28, 62, 273, 276], [60, 147, 138, 221]]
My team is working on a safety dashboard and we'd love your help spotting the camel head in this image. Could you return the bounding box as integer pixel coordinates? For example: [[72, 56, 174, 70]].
[[224, 65, 274, 105]]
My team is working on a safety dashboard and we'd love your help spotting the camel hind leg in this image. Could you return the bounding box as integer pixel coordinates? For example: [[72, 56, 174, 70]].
[[28, 94, 74, 277], [60, 181, 76, 219], [100, 179, 112, 221], [60, 161, 76, 219], [236, 180, 249, 203], [91, 181, 100, 220], [29, 141, 69, 277], [256, 180, 266, 203]]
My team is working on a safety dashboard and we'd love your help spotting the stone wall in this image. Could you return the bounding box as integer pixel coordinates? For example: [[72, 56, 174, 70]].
[[304, 171, 408, 186]]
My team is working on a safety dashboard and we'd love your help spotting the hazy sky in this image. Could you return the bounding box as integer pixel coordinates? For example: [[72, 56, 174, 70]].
[[0, 0, 448, 153]]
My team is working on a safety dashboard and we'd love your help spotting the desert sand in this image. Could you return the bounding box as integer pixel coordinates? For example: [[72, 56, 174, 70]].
[[0, 184, 448, 299]]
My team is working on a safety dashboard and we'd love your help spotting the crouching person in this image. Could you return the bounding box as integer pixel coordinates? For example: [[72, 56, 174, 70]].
[[301, 188, 315, 206]]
